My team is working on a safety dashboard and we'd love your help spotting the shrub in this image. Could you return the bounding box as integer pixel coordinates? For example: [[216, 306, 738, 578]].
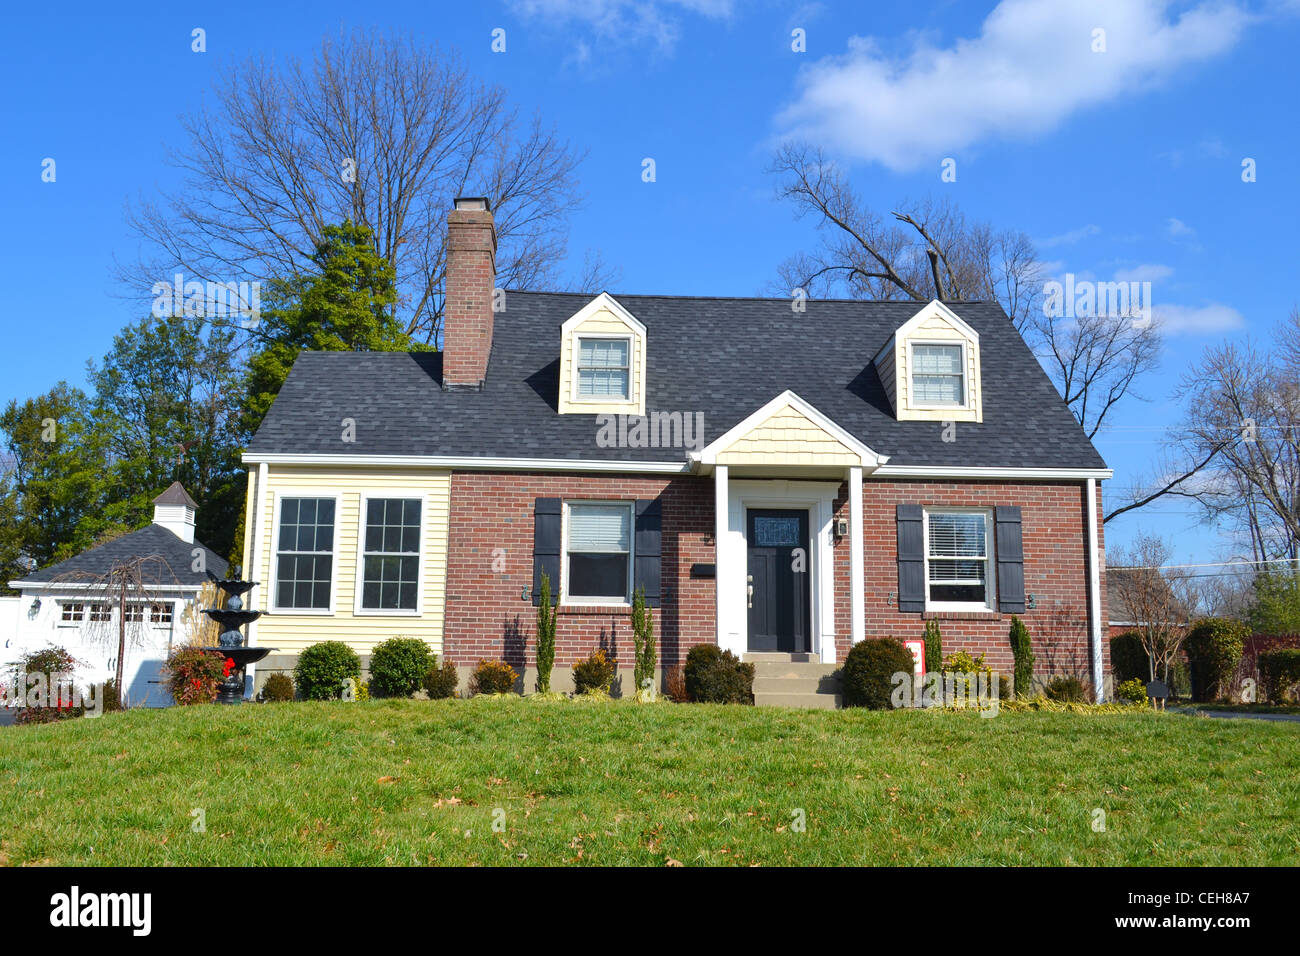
[[923, 620, 942, 676], [572, 648, 617, 695], [842, 638, 915, 709], [98, 678, 122, 714], [294, 641, 361, 701], [535, 571, 557, 694], [664, 665, 687, 702], [1008, 615, 1034, 697], [165, 646, 227, 706], [262, 672, 295, 702], [1184, 618, 1247, 702], [368, 637, 432, 698], [1259, 648, 1300, 704], [631, 585, 657, 695], [470, 660, 518, 696], [1116, 677, 1148, 706], [1045, 675, 1089, 703], [1109, 631, 1150, 684], [424, 657, 460, 699], [683, 644, 754, 704], [9, 645, 85, 723]]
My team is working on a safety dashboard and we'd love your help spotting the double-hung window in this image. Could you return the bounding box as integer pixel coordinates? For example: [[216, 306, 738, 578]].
[[275, 497, 336, 611], [360, 497, 422, 612], [911, 343, 965, 406], [924, 509, 994, 609], [575, 337, 630, 401], [564, 502, 633, 603]]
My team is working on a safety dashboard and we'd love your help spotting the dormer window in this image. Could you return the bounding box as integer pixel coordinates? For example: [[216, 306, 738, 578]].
[[576, 337, 631, 401], [911, 343, 965, 407]]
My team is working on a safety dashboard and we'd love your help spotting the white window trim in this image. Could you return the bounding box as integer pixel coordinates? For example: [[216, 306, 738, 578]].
[[922, 506, 996, 612], [560, 499, 635, 607], [57, 602, 84, 627], [908, 339, 970, 411], [269, 491, 342, 616], [352, 491, 427, 617], [571, 333, 634, 404]]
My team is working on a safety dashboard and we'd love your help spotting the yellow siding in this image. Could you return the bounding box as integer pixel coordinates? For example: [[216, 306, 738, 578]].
[[891, 315, 982, 423], [558, 308, 646, 415], [250, 467, 451, 656], [716, 406, 862, 466]]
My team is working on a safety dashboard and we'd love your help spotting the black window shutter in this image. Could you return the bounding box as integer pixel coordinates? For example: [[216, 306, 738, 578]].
[[896, 504, 925, 612], [995, 506, 1026, 613], [633, 498, 662, 607], [532, 497, 562, 606]]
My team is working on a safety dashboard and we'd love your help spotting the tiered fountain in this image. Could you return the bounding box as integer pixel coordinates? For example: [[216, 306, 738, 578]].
[[203, 570, 273, 705]]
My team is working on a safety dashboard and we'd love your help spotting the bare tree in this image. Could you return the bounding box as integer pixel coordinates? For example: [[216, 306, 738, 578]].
[[1176, 311, 1300, 561], [769, 141, 1160, 440], [122, 30, 604, 345], [1109, 535, 1199, 686]]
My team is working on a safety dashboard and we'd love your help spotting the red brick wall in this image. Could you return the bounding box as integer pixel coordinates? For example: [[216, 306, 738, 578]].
[[834, 479, 1109, 684], [442, 206, 496, 386], [444, 471, 715, 668], [444, 471, 1110, 687]]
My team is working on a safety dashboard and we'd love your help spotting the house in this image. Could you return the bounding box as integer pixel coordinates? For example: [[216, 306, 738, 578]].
[[1106, 567, 1191, 637], [241, 197, 1112, 705], [6, 483, 228, 706]]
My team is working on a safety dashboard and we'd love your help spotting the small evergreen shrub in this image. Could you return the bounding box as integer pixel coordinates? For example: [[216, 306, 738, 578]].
[[294, 641, 361, 701], [1184, 618, 1247, 701], [1259, 648, 1300, 704], [1109, 631, 1150, 684], [923, 620, 943, 675], [1008, 615, 1034, 697], [572, 648, 617, 695], [631, 586, 657, 695], [262, 672, 295, 702], [1116, 677, 1148, 706], [164, 646, 228, 706], [683, 645, 754, 704], [368, 636, 433, 698], [10, 646, 85, 723], [535, 571, 557, 693], [470, 660, 518, 695], [842, 638, 916, 709], [424, 657, 460, 699], [1045, 675, 1089, 703]]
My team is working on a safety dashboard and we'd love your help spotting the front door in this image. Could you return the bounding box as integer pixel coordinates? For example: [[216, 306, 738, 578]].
[[746, 509, 810, 653]]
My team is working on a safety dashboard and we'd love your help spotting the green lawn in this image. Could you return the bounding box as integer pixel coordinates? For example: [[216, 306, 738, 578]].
[[2, 698, 1297, 866]]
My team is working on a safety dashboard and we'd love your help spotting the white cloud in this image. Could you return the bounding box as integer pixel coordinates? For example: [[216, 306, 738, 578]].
[[1152, 303, 1244, 335], [775, 0, 1257, 170], [1165, 217, 1195, 238], [507, 0, 733, 53], [1114, 263, 1174, 283], [1038, 224, 1100, 248]]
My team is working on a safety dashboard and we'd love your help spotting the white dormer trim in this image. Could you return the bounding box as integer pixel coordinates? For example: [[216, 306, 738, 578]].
[[874, 300, 983, 423], [558, 293, 647, 416], [691, 390, 889, 469]]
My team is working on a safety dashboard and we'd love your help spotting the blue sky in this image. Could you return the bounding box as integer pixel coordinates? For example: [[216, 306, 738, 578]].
[[3, 0, 1298, 566]]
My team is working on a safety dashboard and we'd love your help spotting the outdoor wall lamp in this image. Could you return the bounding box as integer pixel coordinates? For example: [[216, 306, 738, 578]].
[[28, 597, 41, 618], [1026, 593, 1037, 610]]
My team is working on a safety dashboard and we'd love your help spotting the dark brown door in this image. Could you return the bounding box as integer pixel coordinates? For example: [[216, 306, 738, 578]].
[[746, 509, 810, 653]]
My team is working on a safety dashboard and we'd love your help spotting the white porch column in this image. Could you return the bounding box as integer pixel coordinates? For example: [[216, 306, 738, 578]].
[[849, 465, 865, 647], [1086, 478, 1104, 703], [714, 465, 730, 651]]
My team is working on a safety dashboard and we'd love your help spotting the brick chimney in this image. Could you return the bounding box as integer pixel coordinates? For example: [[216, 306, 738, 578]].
[[443, 196, 497, 388]]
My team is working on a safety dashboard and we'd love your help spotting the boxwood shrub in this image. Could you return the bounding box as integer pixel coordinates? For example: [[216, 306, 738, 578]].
[[842, 638, 914, 709], [261, 672, 295, 702], [1109, 630, 1150, 684], [683, 645, 754, 704], [1259, 648, 1300, 704], [424, 657, 460, 699], [368, 636, 433, 698], [1184, 618, 1247, 701], [294, 641, 361, 701]]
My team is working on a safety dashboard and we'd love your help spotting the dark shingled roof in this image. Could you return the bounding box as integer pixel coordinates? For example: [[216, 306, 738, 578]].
[[18, 524, 228, 587], [153, 481, 198, 508], [248, 293, 1107, 470]]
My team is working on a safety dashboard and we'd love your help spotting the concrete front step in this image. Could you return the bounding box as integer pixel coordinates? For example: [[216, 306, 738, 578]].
[[753, 675, 841, 695], [751, 661, 840, 680], [743, 652, 821, 663], [755, 692, 843, 709]]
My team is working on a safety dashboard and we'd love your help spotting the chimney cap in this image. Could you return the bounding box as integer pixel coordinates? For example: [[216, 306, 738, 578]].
[[152, 481, 197, 508], [453, 196, 492, 212]]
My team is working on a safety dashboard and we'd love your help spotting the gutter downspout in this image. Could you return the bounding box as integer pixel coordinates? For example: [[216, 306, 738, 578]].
[[1085, 478, 1104, 703], [245, 462, 269, 698]]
